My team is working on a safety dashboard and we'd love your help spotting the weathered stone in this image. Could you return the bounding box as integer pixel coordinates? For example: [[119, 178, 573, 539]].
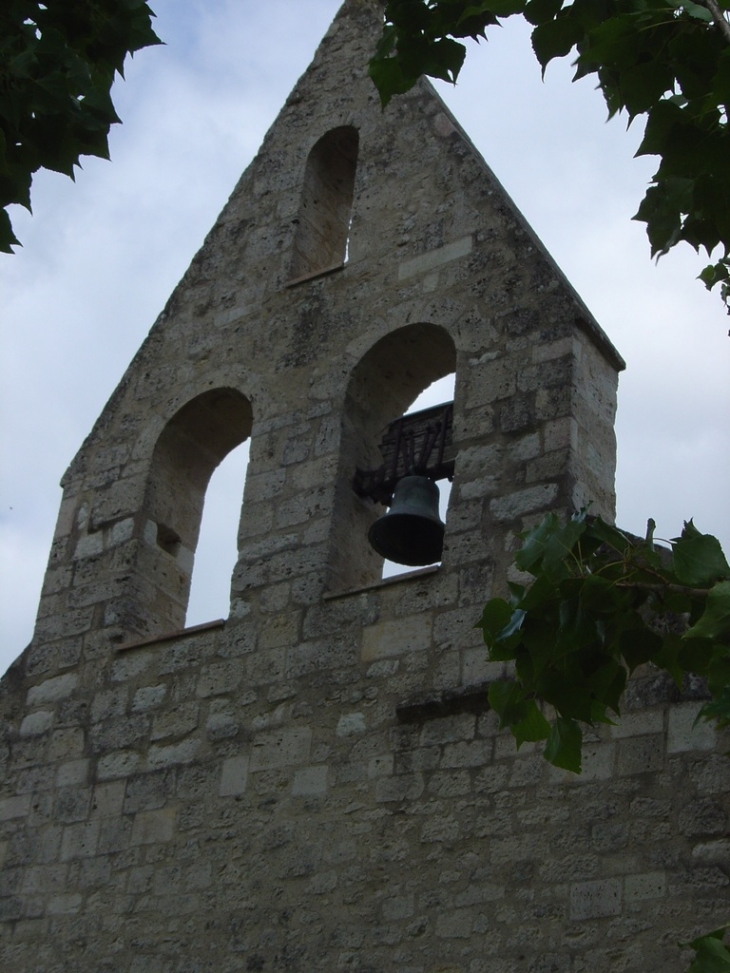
[[1, 3, 724, 972]]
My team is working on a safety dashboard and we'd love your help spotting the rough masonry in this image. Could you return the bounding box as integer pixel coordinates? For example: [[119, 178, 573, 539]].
[[2, 1, 728, 971]]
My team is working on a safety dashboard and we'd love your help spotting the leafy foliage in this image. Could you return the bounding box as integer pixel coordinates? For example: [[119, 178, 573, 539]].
[[683, 925, 730, 972], [0, 0, 161, 251], [370, 0, 730, 312], [476, 511, 730, 773]]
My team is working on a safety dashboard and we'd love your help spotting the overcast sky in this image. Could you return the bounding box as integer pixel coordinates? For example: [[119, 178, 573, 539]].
[[1, 0, 728, 677]]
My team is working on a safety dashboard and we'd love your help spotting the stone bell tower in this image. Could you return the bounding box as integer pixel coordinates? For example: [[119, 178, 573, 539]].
[[2, 2, 726, 971]]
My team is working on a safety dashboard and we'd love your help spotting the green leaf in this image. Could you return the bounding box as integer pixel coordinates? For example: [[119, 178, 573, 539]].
[[531, 14, 583, 71], [0, 207, 21, 253], [707, 646, 730, 693], [488, 678, 525, 725], [515, 510, 587, 576], [469, 0, 526, 16], [697, 689, 730, 729], [477, 597, 513, 643], [684, 581, 730, 641], [682, 925, 730, 973], [584, 516, 632, 556], [543, 716, 582, 772], [524, 0, 564, 27], [673, 524, 730, 585], [700, 261, 730, 292], [1, 0, 161, 251], [368, 55, 416, 106], [668, 0, 714, 23], [654, 633, 693, 685], [512, 698, 552, 747], [620, 625, 663, 673]]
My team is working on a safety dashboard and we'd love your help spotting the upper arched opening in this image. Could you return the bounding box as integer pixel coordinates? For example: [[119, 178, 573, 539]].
[[290, 126, 359, 281]]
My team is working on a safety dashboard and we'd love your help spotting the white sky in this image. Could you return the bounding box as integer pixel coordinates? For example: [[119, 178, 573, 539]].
[[1, 0, 728, 677]]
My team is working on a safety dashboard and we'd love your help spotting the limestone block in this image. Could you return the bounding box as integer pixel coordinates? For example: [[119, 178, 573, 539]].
[[368, 755, 394, 778], [456, 443, 502, 480], [435, 908, 473, 938], [90, 715, 149, 753], [362, 615, 432, 662], [147, 739, 201, 769], [0, 795, 31, 821], [25, 636, 81, 677], [440, 740, 493, 769], [609, 710, 664, 738], [96, 750, 141, 780], [286, 637, 359, 678], [123, 771, 174, 814], [292, 766, 328, 797], [692, 839, 730, 864], [220, 756, 250, 796], [91, 688, 127, 723], [337, 713, 366, 737], [60, 821, 100, 861], [375, 773, 425, 803], [53, 786, 92, 823], [130, 809, 176, 846], [47, 893, 83, 915], [73, 533, 104, 560], [246, 647, 287, 686], [110, 650, 155, 683], [34, 609, 95, 646], [249, 727, 312, 772], [624, 872, 666, 903], [19, 710, 53, 737], [532, 337, 574, 363], [131, 685, 167, 712], [259, 612, 301, 650], [570, 879, 622, 920], [461, 650, 504, 687], [90, 782, 125, 818], [489, 484, 559, 522], [206, 711, 240, 742], [108, 518, 135, 547], [544, 417, 578, 452], [151, 702, 199, 742], [668, 702, 716, 752], [398, 236, 473, 280], [508, 431, 541, 462], [616, 735, 664, 776], [26, 674, 78, 707]]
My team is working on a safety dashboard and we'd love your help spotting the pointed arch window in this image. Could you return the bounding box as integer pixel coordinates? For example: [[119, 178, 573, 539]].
[[290, 126, 359, 281]]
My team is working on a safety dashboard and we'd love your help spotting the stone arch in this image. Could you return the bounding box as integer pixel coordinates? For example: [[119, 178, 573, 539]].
[[139, 388, 253, 634], [290, 126, 359, 280], [329, 323, 457, 591]]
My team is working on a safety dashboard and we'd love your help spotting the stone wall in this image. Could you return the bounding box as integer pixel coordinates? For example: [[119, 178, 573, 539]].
[[2, 1, 727, 970], [2, 617, 728, 972]]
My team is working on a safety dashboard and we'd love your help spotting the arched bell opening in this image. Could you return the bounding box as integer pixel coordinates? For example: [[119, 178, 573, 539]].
[[379, 372, 456, 580], [139, 388, 253, 636], [185, 439, 251, 628], [329, 324, 457, 592]]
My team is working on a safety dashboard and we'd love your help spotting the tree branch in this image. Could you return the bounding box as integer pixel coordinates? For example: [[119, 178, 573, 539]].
[[615, 581, 711, 599], [702, 0, 730, 44]]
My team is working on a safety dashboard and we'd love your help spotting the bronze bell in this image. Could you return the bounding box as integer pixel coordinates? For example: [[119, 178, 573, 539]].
[[368, 475, 445, 566]]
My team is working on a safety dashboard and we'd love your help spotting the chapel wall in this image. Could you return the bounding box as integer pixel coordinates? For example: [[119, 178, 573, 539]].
[[3, 2, 725, 970]]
